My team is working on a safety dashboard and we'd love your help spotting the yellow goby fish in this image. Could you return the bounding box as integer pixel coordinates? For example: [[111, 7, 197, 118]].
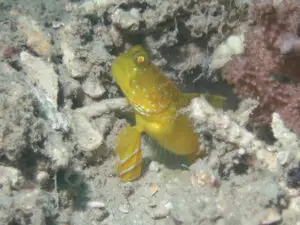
[[111, 45, 225, 182]]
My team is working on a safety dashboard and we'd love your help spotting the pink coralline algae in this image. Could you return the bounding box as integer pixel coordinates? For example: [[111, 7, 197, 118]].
[[223, 0, 300, 135]]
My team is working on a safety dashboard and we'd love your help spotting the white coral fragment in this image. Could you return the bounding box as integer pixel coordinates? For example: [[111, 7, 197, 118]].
[[111, 8, 141, 31], [210, 34, 244, 71], [60, 39, 87, 79], [271, 112, 300, 151], [189, 97, 263, 151], [20, 51, 58, 108], [0, 166, 24, 190], [271, 112, 300, 164], [75, 98, 129, 118]]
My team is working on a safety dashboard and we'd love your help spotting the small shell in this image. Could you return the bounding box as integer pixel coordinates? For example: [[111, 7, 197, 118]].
[[191, 170, 217, 187], [260, 208, 281, 225], [149, 183, 159, 196]]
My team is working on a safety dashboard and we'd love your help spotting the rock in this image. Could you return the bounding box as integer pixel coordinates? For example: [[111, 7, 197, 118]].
[[17, 189, 56, 223], [0, 62, 16, 75], [79, 0, 118, 15], [71, 112, 104, 152], [111, 8, 141, 32], [0, 166, 24, 190], [289, 196, 300, 212], [17, 16, 52, 57], [119, 182, 135, 198], [0, 71, 50, 162], [70, 209, 109, 224], [20, 51, 58, 108], [150, 201, 173, 220], [59, 21, 90, 79], [272, 112, 300, 163], [60, 39, 88, 78], [260, 208, 282, 225], [82, 75, 106, 98], [58, 68, 85, 108], [44, 132, 72, 169], [109, 26, 123, 47]]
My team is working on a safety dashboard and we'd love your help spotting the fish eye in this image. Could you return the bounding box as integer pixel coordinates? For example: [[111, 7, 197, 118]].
[[137, 55, 145, 64], [134, 53, 149, 66]]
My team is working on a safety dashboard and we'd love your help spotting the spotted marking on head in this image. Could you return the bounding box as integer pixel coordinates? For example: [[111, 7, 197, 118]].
[[111, 45, 180, 115]]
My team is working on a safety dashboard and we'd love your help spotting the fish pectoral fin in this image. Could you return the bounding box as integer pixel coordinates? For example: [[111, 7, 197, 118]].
[[202, 93, 226, 109], [115, 125, 143, 182], [179, 93, 226, 109]]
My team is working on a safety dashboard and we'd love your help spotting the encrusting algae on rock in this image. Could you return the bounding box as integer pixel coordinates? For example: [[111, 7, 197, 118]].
[[111, 45, 226, 182]]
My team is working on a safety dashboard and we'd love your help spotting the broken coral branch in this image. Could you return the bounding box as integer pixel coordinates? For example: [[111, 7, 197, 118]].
[[187, 97, 278, 171], [75, 97, 129, 118]]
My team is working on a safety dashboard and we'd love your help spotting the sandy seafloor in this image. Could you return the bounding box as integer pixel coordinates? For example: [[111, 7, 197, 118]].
[[0, 0, 300, 224]]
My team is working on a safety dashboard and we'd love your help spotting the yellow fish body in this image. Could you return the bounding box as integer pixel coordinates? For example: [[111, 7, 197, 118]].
[[111, 45, 225, 182]]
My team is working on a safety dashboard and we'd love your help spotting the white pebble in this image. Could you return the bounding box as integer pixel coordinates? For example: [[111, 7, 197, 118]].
[[237, 148, 247, 155], [149, 161, 160, 172], [36, 171, 50, 185], [151, 201, 173, 219], [86, 201, 106, 209]]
